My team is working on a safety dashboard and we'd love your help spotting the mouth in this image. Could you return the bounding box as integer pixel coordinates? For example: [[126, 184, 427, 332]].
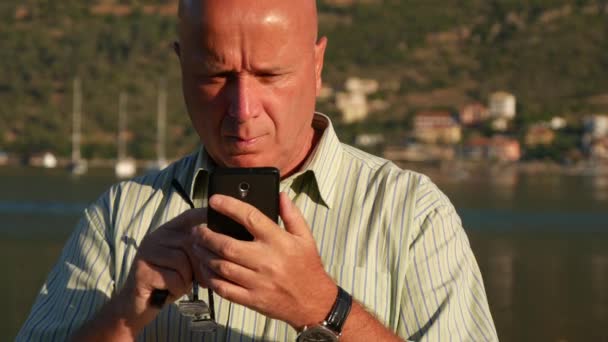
[[224, 134, 266, 150]]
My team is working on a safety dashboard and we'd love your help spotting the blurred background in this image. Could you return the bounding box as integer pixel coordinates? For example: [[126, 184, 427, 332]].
[[1, 0, 607, 340]]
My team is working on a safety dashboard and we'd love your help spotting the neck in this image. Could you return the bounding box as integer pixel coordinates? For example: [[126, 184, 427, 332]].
[[280, 127, 321, 180]]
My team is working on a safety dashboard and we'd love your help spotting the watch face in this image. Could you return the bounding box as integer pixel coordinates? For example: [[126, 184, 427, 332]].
[[297, 325, 339, 342]]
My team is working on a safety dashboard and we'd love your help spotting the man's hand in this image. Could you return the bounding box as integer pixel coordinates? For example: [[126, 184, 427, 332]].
[[120, 207, 207, 326], [193, 192, 337, 329], [99, 208, 206, 336]]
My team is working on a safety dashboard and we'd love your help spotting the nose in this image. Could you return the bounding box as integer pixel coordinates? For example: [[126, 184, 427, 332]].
[[227, 75, 260, 122]]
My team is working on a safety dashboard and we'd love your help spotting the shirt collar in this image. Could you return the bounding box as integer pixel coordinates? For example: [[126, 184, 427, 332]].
[[181, 112, 343, 208], [284, 113, 343, 208]]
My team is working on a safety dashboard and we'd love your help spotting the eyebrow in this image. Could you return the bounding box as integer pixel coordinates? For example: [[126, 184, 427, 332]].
[[186, 53, 290, 75]]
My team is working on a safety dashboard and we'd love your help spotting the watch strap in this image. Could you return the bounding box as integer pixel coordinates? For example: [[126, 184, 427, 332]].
[[325, 286, 352, 334]]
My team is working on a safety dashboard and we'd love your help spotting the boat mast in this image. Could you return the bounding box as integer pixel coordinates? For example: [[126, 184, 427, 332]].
[[72, 77, 82, 164], [157, 78, 167, 166], [118, 92, 128, 161]]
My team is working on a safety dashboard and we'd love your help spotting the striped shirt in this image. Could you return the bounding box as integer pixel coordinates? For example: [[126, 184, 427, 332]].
[[17, 113, 497, 341]]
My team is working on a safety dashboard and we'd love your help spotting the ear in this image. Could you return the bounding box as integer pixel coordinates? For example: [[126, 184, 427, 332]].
[[314, 37, 328, 96], [173, 41, 181, 58]]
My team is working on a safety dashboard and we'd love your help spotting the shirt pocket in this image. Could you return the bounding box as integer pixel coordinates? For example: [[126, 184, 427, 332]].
[[326, 263, 393, 328]]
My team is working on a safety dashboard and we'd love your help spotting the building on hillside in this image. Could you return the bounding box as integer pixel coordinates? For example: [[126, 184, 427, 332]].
[[491, 117, 510, 132], [412, 111, 461, 144], [318, 85, 334, 101], [355, 133, 384, 148], [345, 77, 379, 94], [525, 124, 556, 147], [336, 91, 367, 123], [459, 102, 490, 126], [336, 77, 379, 124], [589, 137, 608, 160], [550, 116, 567, 130], [584, 114, 608, 138], [489, 91, 516, 119]]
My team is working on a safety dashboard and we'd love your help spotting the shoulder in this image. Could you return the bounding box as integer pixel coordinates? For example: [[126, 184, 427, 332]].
[[339, 143, 432, 191], [339, 143, 457, 221], [110, 152, 196, 202], [85, 152, 198, 230]]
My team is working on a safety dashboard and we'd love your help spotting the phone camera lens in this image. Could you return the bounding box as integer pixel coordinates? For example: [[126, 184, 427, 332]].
[[238, 182, 250, 198]]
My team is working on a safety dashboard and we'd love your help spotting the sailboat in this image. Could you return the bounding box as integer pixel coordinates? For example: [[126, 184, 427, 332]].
[[69, 77, 88, 175], [115, 92, 136, 179]]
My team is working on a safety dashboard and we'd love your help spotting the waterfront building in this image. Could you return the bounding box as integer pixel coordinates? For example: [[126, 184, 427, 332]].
[[412, 111, 461, 144], [463, 136, 491, 160], [383, 143, 455, 163], [525, 124, 556, 147], [459, 102, 490, 126], [489, 136, 521, 162], [463, 135, 521, 162]]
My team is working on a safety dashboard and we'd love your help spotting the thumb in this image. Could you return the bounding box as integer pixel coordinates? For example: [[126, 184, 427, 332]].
[[280, 192, 311, 238]]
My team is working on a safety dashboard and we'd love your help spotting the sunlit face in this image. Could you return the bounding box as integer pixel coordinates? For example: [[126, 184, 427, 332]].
[[177, 0, 326, 176]]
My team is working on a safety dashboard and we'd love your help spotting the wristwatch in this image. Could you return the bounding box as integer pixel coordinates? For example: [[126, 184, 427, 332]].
[[296, 286, 353, 342]]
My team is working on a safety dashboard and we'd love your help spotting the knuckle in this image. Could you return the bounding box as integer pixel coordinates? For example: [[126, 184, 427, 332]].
[[220, 240, 236, 258], [214, 283, 230, 298], [261, 261, 280, 277], [217, 261, 232, 278], [246, 208, 261, 227]]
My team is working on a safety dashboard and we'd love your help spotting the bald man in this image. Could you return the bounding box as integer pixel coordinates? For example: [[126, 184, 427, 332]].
[[18, 1, 497, 341]]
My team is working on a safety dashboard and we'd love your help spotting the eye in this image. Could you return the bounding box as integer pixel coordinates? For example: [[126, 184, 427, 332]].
[[196, 71, 233, 85], [211, 71, 234, 79], [257, 72, 284, 84]]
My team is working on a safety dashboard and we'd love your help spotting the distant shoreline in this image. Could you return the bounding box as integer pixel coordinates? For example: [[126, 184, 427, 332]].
[[1, 158, 607, 178], [398, 160, 608, 179]]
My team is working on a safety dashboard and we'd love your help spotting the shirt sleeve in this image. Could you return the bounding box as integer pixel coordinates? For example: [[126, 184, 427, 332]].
[[396, 181, 498, 341], [16, 198, 115, 341]]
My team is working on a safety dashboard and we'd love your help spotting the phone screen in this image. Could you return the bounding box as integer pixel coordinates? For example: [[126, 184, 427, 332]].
[[207, 167, 280, 241]]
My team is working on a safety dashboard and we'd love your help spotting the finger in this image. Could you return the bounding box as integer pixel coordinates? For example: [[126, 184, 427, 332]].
[[279, 192, 311, 238], [142, 247, 193, 293], [204, 270, 251, 307], [193, 243, 258, 289], [142, 262, 190, 303], [195, 226, 260, 270], [208, 194, 275, 240], [164, 207, 208, 233]]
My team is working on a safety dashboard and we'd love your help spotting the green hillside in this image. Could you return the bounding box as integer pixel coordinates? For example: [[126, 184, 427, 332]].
[[1, 0, 607, 159]]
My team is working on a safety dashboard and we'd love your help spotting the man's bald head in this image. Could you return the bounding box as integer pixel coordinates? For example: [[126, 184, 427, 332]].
[[177, 0, 319, 45], [175, 0, 327, 176]]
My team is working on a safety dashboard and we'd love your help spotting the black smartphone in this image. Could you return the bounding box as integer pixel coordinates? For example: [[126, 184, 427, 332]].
[[207, 167, 280, 241]]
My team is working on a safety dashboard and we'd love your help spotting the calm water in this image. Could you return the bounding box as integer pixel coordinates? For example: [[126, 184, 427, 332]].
[[1, 165, 607, 341]]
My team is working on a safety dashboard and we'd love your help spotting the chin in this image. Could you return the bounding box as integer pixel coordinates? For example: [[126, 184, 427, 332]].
[[224, 154, 275, 169]]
